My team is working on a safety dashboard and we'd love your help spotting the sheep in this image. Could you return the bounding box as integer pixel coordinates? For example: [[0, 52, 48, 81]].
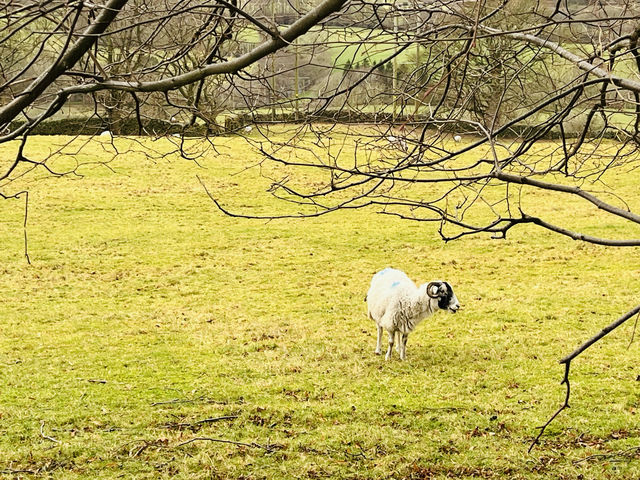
[[366, 268, 460, 361], [453, 134, 462, 143], [386, 134, 408, 151]]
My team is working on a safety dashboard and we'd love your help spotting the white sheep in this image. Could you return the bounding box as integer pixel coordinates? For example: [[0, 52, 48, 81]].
[[386, 134, 408, 151], [366, 268, 460, 361]]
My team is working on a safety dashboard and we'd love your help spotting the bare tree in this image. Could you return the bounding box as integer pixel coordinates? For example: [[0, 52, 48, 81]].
[[2, 0, 640, 447]]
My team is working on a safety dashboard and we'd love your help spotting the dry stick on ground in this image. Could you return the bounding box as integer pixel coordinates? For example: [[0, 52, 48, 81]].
[[150, 396, 231, 406], [87, 378, 107, 384], [39, 421, 59, 444], [161, 415, 238, 429], [529, 304, 640, 452], [175, 436, 279, 452], [188, 416, 238, 425], [574, 446, 640, 464]]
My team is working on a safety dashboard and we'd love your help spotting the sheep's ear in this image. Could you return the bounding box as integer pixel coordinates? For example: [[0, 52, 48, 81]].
[[426, 282, 440, 298]]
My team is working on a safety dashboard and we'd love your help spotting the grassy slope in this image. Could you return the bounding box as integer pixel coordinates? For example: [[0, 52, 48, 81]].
[[0, 134, 639, 479]]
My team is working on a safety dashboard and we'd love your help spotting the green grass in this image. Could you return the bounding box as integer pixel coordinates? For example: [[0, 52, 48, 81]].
[[1, 134, 640, 479]]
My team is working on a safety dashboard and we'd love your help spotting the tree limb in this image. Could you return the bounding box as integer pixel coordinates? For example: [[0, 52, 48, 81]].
[[28, 0, 348, 97], [495, 171, 640, 225], [483, 26, 640, 94], [0, 0, 130, 126], [522, 214, 640, 247], [530, 303, 640, 451]]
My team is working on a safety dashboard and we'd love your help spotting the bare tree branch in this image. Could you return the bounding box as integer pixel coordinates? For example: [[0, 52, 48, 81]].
[[483, 26, 640, 94], [0, 0, 130, 126], [531, 304, 640, 451]]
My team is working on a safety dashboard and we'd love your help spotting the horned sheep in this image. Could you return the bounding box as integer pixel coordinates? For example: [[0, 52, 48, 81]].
[[366, 268, 460, 360]]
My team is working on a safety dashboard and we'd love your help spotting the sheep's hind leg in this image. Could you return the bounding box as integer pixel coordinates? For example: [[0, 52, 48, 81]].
[[385, 331, 395, 361], [375, 325, 383, 355], [399, 333, 409, 361]]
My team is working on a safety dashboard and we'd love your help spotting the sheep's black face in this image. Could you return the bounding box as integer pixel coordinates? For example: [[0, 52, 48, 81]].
[[437, 283, 452, 309], [437, 282, 460, 313]]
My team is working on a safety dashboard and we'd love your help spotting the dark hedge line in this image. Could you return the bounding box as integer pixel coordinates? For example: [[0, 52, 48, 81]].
[[8, 118, 211, 136], [213, 112, 622, 140], [9, 113, 618, 140]]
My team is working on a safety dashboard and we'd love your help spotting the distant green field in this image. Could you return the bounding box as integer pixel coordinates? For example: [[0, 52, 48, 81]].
[[1, 132, 640, 479]]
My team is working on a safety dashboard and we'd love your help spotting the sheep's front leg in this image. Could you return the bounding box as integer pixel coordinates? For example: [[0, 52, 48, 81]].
[[375, 325, 383, 355], [399, 333, 409, 361], [385, 331, 395, 361]]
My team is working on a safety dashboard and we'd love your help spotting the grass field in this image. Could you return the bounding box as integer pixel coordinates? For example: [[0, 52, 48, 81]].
[[1, 134, 640, 479]]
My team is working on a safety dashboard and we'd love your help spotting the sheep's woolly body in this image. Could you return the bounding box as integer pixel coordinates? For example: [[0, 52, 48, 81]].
[[367, 268, 438, 334], [366, 267, 459, 361]]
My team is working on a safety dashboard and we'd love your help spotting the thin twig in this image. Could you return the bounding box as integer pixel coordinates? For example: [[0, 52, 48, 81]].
[[152, 398, 189, 406], [23, 191, 30, 264], [574, 446, 640, 464], [151, 396, 229, 406], [161, 415, 238, 429], [529, 362, 571, 453], [196, 415, 238, 424], [131, 443, 148, 457], [39, 421, 59, 444], [627, 312, 640, 350], [559, 304, 640, 365], [175, 436, 281, 452]]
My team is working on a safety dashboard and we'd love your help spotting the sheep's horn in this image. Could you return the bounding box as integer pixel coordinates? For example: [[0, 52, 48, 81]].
[[426, 282, 441, 298]]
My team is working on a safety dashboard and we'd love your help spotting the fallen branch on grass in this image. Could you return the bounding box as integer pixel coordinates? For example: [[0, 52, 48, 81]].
[[529, 304, 640, 452], [1, 469, 37, 475], [161, 415, 238, 430], [39, 421, 59, 444], [151, 396, 232, 406], [574, 446, 640, 464], [126, 438, 170, 457], [175, 436, 283, 452]]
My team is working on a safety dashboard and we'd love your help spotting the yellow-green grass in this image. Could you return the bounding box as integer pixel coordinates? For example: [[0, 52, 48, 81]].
[[0, 134, 640, 479]]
